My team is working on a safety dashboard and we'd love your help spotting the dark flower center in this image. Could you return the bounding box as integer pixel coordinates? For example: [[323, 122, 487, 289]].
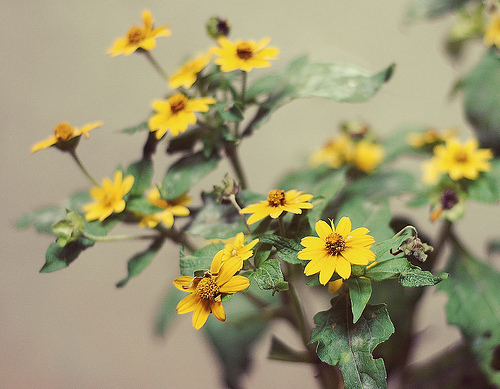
[[54, 122, 74, 141], [127, 26, 145, 44], [236, 43, 253, 60], [169, 94, 187, 114], [454, 150, 469, 163], [325, 233, 346, 256], [267, 189, 286, 207], [196, 277, 220, 300], [441, 189, 459, 210]]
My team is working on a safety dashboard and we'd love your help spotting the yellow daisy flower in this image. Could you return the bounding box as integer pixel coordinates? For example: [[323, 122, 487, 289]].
[[139, 186, 191, 228], [83, 171, 134, 222], [309, 135, 354, 169], [215, 232, 259, 271], [148, 93, 216, 139], [484, 12, 500, 48], [107, 10, 171, 57], [212, 37, 279, 72], [351, 140, 385, 173], [406, 127, 458, 148], [173, 252, 250, 329], [298, 218, 375, 285], [31, 121, 103, 154], [240, 189, 313, 225], [423, 138, 493, 184], [169, 52, 212, 89]]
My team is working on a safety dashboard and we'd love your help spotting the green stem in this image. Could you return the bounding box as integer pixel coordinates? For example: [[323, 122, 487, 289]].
[[224, 141, 249, 189], [69, 150, 99, 186], [430, 220, 452, 264], [241, 70, 248, 105], [159, 225, 198, 253], [142, 50, 169, 80], [229, 194, 251, 234], [278, 215, 286, 237], [83, 231, 159, 242]]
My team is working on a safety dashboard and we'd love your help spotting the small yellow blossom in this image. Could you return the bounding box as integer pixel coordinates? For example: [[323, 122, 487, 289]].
[[83, 171, 134, 221], [407, 128, 458, 148], [169, 52, 212, 89], [298, 218, 375, 285], [240, 189, 313, 225], [107, 10, 171, 57], [31, 121, 103, 154], [214, 232, 259, 271], [212, 37, 279, 72], [309, 135, 354, 169], [173, 252, 250, 329], [351, 140, 385, 173], [148, 93, 216, 139], [139, 186, 191, 228], [484, 12, 500, 48], [422, 138, 493, 184]]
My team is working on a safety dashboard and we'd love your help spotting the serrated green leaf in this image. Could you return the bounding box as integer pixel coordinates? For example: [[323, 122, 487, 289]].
[[40, 239, 94, 273], [398, 265, 448, 287], [121, 120, 148, 134], [438, 243, 500, 386], [311, 296, 394, 389], [179, 242, 224, 276], [247, 258, 285, 292], [126, 158, 153, 196], [406, 0, 473, 20], [347, 277, 372, 324], [116, 238, 164, 287], [162, 151, 220, 200], [258, 235, 306, 265]]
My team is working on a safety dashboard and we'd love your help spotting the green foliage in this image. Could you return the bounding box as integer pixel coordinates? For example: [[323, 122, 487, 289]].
[[438, 243, 500, 386], [246, 258, 288, 293], [268, 336, 311, 363], [346, 278, 372, 324], [311, 295, 394, 389], [125, 197, 163, 215], [126, 158, 153, 196], [116, 238, 165, 287], [52, 209, 84, 246], [467, 159, 500, 203], [215, 101, 244, 122], [120, 120, 148, 134], [276, 165, 332, 192], [258, 235, 306, 265], [40, 239, 94, 273], [179, 242, 224, 276], [161, 151, 220, 200], [406, 0, 474, 20]]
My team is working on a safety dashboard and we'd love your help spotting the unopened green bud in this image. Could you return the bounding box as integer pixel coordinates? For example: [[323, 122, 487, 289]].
[[206, 17, 231, 40], [214, 174, 240, 203], [52, 209, 84, 246]]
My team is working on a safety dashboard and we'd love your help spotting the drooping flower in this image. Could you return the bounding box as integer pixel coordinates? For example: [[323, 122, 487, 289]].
[[139, 186, 191, 228], [173, 252, 250, 329], [240, 189, 313, 225], [484, 12, 500, 48], [298, 218, 375, 285], [429, 187, 466, 222], [148, 93, 216, 139], [212, 37, 279, 72], [107, 10, 171, 57], [309, 134, 354, 169], [214, 232, 259, 271], [83, 171, 134, 221], [351, 140, 385, 173], [31, 121, 103, 154], [407, 127, 458, 149], [422, 138, 493, 184], [169, 52, 212, 89]]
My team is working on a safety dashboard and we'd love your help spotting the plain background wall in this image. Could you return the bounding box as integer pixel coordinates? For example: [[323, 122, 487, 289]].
[[1, 1, 499, 388]]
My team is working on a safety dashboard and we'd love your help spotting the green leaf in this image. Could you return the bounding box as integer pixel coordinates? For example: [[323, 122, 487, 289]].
[[126, 158, 153, 196], [311, 296, 394, 389], [398, 264, 448, 287], [467, 159, 500, 203], [179, 243, 224, 276], [276, 165, 331, 192], [120, 120, 148, 134], [258, 235, 306, 265], [83, 217, 120, 237], [166, 127, 204, 154], [125, 197, 163, 215], [16, 206, 65, 235], [116, 238, 164, 287], [215, 101, 244, 122], [290, 62, 395, 103], [154, 286, 185, 337], [346, 278, 372, 324], [252, 244, 272, 268], [268, 336, 312, 363], [247, 258, 286, 293], [246, 74, 284, 101], [438, 243, 500, 386], [406, 0, 473, 20], [370, 230, 412, 264], [462, 49, 500, 153], [162, 151, 220, 200], [40, 239, 94, 273]]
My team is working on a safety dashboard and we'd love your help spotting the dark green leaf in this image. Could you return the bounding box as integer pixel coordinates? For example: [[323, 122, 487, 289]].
[[179, 243, 224, 276], [166, 127, 204, 154], [258, 235, 306, 265], [398, 265, 448, 287], [40, 239, 94, 273], [406, 0, 473, 20], [268, 336, 312, 363], [247, 258, 285, 293], [253, 244, 272, 268], [120, 120, 148, 134], [216, 101, 244, 122], [311, 296, 394, 389], [364, 257, 412, 282], [438, 243, 500, 386], [126, 158, 153, 196], [162, 151, 220, 200], [116, 238, 164, 287], [347, 277, 372, 324], [371, 229, 412, 264], [154, 286, 185, 337]]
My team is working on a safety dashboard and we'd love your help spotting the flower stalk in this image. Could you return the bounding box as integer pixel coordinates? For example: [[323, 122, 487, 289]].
[[69, 150, 99, 186]]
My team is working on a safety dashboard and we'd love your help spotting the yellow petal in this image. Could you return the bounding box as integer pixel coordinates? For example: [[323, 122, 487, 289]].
[[315, 220, 332, 240], [219, 275, 250, 294], [173, 276, 196, 292], [30, 136, 58, 154], [176, 293, 200, 314], [319, 257, 336, 285], [192, 299, 211, 329], [336, 217, 352, 236], [211, 300, 226, 322], [335, 256, 352, 279], [328, 279, 343, 293]]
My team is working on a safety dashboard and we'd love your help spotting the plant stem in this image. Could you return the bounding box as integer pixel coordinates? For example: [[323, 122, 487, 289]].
[[224, 141, 249, 189], [69, 150, 99, 186], [430, 220, 452, 263], [142, 51, 169, 80], [83, 231, 159, 242], [160, 225, 198, 253], [278, 215, 286, 237], [229, 194, 251, 234]]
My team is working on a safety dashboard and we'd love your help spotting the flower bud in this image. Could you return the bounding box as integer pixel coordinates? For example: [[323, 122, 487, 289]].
[[52, 209, 84, 247], [206, 17, 231, 39]]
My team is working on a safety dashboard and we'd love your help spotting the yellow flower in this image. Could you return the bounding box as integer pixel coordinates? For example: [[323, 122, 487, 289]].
[[298, 218, 375, 285], [240, 189, 313, 225], [212, 37, 279, 72], [139, 186, 191, 228], [107, 10, 171, 57], [423, 138, 493, 184], [351, 140, 385, 173], [148, 93, 216, 139], [484, 12, 500, 48], [215, 232, 259, 271], [173, 252, 250, 329], [30, 121, 103, 154], [407, 128, 458, 148], [83, 171, 134, 221], [309, 135, 354, 169], [169, 52, 212, 89]]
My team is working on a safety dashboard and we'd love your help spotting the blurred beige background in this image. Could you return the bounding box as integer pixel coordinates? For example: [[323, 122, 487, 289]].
[[2, 1, 499, 388]]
